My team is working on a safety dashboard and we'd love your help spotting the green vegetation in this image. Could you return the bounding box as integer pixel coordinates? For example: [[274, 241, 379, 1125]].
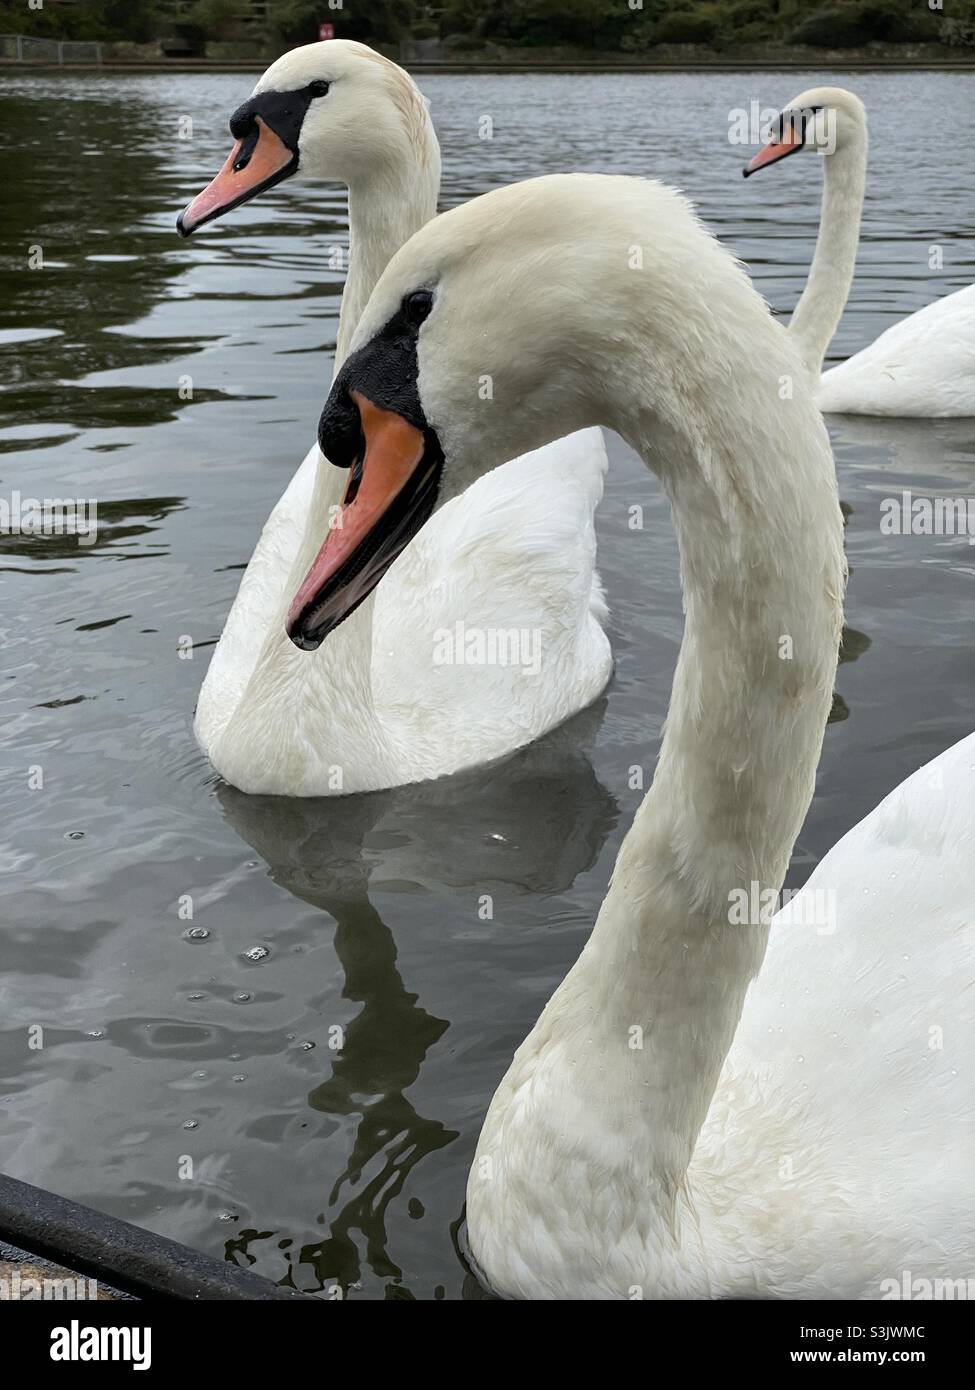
[[2, 0, 973, 51], [440, 0, 975, 51], [0, 0, 165, 42]]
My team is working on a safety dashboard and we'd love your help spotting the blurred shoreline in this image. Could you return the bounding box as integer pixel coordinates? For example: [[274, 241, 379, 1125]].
[[4, 57, 975, 73]]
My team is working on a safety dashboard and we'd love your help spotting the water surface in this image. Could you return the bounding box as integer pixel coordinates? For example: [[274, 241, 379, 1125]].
[[1, 71, 973, 1298]]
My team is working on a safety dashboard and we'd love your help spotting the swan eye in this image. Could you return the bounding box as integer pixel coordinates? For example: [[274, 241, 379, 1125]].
[[403, 290, 434, 327], [308, 80, 330, 98]]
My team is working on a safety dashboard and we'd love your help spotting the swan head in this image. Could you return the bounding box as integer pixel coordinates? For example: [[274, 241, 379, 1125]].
[[177, 40, 435, 236], [285, 173, 770, 650], [743, 86, 867, 177]]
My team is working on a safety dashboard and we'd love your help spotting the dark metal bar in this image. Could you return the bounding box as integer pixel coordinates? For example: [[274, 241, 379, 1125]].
[[0, 1173, 310, 1301]]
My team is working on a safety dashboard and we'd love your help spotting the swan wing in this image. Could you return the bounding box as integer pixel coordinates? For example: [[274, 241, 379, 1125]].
[[703, 732, 975, 1292], [371, 428, 613, 777], [817, 283, 975, 417]]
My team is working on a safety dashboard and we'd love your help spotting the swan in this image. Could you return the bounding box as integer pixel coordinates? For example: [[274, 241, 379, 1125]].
[[311, 172, 973, 1297], [176, 40, 610, 795], [744, 85, 975, 417]]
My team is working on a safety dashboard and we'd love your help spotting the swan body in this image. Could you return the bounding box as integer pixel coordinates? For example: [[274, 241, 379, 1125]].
[[817, 282, 975, 417], [693, 731, 975, 1299], [326, 172, 973, 1297], [746, 86, 975, 417], [196, 430, 610, 795], [181, 41, 610, 795]]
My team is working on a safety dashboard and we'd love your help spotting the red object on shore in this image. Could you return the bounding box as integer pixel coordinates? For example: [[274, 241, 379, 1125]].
[[318, 23, 335, 41]]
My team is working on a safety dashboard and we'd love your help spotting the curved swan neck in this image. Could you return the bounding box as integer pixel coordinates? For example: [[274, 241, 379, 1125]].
[[468, 216, 845, 1283], [593, 364, 844, 1183], [789, 116, 866, 378], [336, 139, 440, 367]]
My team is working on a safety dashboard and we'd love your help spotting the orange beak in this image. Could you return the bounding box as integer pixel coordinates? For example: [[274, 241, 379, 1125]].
[[739, 111, 801, 176], [743, 118, 803, 178], [287, 394, 441, 650], [176, 117, 296, 236]]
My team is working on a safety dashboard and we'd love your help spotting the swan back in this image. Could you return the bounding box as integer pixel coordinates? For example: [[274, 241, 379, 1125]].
[[695, 732, 975, 1294], [817, 282, 975, 416]]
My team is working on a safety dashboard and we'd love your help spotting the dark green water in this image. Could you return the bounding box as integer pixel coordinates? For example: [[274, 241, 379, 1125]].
[[1, 70, 973, 1298]]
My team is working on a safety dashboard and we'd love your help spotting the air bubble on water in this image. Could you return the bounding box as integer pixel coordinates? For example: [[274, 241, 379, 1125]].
[[229, 1052, 241, 1061], [796, 1055, 804, 1063], [232, 991, 253, 1004], [296, 1040, 315, 1051], [183, 1119, 199, 1130], [65, 830, 85, 841], [242, 944, 270, 963], [183, 927, 210, 942], [487, 832, 507, 844], [217, 1210, 238, 1222], [232, 1073, 246, 1083], [86, 1029, 105, 1039], [188, 992, 205, 1001], [193, 1070, 207, 1080]]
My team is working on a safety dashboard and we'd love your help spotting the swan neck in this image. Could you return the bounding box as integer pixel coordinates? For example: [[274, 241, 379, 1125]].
[[470, 317, 844, 1284], [789, 131, 866, 378], [588, 333, 844, 1197], [337, 158, 439, 367]]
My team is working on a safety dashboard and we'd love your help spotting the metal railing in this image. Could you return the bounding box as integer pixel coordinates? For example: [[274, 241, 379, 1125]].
[[0, 35, 103, 64]]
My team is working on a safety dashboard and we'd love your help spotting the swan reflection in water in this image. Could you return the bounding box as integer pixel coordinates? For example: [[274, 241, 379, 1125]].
[[216, 698, 618, 1295]]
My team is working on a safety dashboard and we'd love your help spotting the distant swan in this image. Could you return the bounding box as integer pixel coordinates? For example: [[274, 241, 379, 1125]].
[[176, 41, 610, 795], [311, 172, 973, 1297], [745, 85, 975, 417]]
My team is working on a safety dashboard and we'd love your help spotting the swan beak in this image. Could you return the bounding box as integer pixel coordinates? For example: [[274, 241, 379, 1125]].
[[176, 117, 296, 236], [743, 124, 802, 178], [286, 394, 442, 651]]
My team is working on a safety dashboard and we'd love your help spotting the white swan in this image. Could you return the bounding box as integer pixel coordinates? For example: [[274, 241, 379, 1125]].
[[745, 85, 975, 417], [314, 173, 973, 1297], [177, 41, 610, 795]]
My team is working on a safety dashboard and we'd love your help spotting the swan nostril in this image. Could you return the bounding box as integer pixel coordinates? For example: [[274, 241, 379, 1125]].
[[232, 126, 259, 173], [343, 450, 365, 506]]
